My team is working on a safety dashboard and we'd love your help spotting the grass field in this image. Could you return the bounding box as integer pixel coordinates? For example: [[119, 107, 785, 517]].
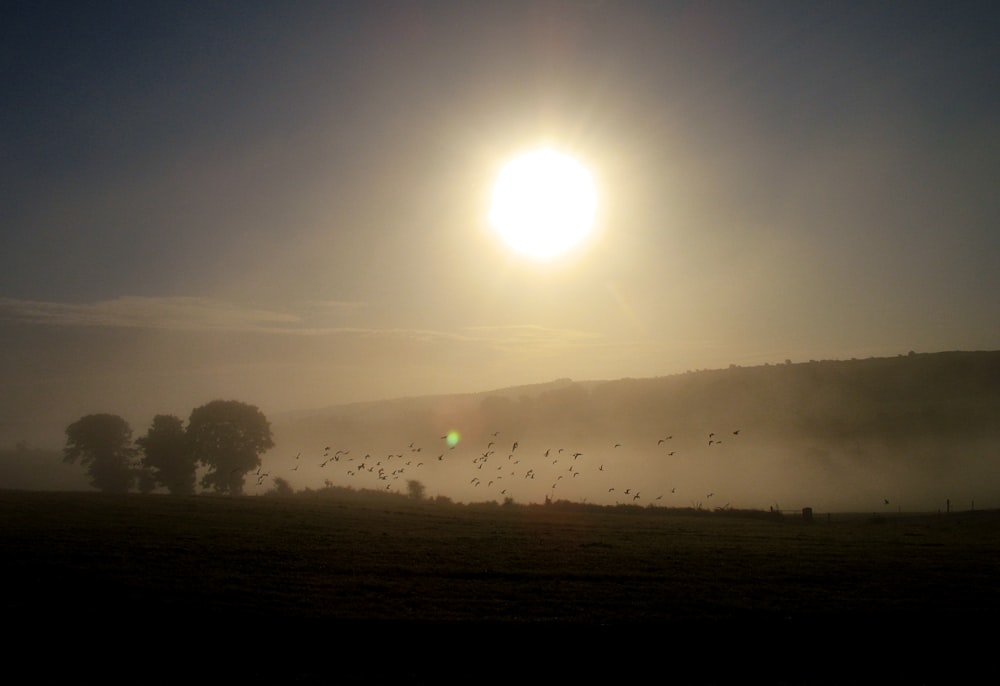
[[4, 489, 998, 680]]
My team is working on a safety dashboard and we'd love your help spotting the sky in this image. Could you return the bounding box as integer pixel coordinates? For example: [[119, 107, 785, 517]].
[[2, 1, 999, 447]]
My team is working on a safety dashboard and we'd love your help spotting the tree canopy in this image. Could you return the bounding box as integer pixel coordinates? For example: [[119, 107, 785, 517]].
[[63, 414, 137, 493], [137, 414, 196, 495], [187, 400, 274, 495], [406, 479, 426, 500]]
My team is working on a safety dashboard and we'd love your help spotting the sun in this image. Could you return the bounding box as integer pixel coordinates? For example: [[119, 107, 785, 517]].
[[489, 148, 597, 259]]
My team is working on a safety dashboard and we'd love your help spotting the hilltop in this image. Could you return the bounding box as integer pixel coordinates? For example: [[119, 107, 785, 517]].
[[266, 350, 1000, 512]]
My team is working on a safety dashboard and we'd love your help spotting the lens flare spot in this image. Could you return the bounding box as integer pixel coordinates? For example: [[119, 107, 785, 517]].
[[446, 431, 460, 448]]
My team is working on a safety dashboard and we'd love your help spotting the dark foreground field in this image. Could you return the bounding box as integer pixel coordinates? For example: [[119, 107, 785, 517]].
[[3, 490, 998, 681]]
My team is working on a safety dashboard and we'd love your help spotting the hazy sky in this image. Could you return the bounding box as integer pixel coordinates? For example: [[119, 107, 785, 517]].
[[3, 1, 998, 446]]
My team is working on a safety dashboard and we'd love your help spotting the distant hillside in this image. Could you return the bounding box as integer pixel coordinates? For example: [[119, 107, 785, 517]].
[[273, 350, 1000, 446], [268, 350, 1000, 512]]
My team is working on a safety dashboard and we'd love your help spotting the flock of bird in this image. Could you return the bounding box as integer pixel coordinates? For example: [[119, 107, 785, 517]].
[[258, 427, 753, 508]]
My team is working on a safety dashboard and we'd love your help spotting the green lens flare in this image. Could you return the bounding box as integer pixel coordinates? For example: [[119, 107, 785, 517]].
[[446, 431, 460, 448]]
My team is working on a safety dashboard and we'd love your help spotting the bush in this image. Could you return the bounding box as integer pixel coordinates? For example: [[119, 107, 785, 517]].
[[267, 477, 295, 497], [406, 479, 426, 500]]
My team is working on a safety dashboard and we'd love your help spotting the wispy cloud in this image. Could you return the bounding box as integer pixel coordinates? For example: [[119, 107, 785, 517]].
[[0, 297, 613, 366], [460, 324, 603, 353], [300, 300, 370, 315], [463, 324, 601, 343], [0, 296, 310, 332], [0, 296, 459, 343]]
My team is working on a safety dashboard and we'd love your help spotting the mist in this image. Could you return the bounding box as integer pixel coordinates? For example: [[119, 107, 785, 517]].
[[4, 350, 997, 513], [250, 351, 999, 513]]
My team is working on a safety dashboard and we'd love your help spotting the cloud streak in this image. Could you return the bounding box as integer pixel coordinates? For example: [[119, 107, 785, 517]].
[[0, 296, 357, 333], [0, 296, 298, 331], [0, 297, 603, 345]]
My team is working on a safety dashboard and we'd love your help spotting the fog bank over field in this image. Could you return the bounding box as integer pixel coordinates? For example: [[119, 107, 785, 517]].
[[3, 351, 997, 512], [266, 351, 999, 512]]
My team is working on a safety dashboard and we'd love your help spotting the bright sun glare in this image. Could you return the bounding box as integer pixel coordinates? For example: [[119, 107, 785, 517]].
[[489, 148, 597, 259]]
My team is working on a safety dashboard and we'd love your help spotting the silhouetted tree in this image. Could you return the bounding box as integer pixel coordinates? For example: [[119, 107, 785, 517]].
[[137, 414, 196, 495], [63, 414, 137, 493], [187, 400, 274, 495], [266, 476, 294, 497], [135, 467, 157, 494], [406, 479, 425, 500]]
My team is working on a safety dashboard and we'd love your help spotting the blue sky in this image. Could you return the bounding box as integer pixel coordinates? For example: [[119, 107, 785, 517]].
[[2, 1, 998, 446]]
